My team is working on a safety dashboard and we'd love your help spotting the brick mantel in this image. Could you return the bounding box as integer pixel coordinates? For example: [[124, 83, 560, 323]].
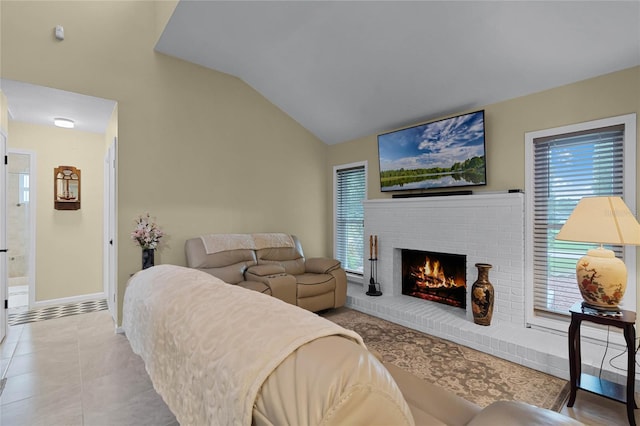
[[363, 192, 525, 326]]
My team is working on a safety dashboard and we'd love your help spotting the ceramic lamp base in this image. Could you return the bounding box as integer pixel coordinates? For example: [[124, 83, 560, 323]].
[[576, 247, 626, 309], [581, 301, 622, 313]]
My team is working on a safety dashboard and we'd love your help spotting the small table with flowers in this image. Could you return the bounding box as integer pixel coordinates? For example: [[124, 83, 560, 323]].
[[567, 301, 637, 425]]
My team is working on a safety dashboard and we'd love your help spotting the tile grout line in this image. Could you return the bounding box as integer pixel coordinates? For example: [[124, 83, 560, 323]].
[[1, 325, 23, 381]]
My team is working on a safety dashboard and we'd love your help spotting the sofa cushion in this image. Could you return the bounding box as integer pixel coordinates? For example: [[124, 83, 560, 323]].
[[296, 273, 335, 298], [305, 257, 341, 274], [257, 253, 305, 275], [408, 404, 449, 426], [466, 401, 583, 426], [384, 362, 480, 426], [185, 238, 257, 285], [255, 236, 306, 275], [245, 264, 286, 277]]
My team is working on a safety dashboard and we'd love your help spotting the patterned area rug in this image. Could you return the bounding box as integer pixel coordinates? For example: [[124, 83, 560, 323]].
[[8, 299, 108, 326], [322, 307, 570, 411]]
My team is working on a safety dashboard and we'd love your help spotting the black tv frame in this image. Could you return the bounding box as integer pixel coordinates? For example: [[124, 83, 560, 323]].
[[378, 110, 487, 193]]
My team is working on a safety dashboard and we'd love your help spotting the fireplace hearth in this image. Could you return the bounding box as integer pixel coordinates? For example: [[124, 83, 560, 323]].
[[402, 249, 466, 309]]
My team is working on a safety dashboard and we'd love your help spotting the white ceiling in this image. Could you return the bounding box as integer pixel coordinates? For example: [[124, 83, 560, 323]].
[[2, 2, 639, 143], [1, 79, 116, 134], [156, 0, 640, 144]]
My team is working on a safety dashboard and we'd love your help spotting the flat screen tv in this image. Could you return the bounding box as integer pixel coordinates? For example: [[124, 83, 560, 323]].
[[378, 110, 486, 192]]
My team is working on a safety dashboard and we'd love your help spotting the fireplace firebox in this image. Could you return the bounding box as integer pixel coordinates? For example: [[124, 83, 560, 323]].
[[402, 249, 466, 309]]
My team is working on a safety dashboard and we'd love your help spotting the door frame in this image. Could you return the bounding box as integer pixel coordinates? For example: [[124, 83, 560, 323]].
[[0, 130, 7, 342], [103, 136, 117, 322]]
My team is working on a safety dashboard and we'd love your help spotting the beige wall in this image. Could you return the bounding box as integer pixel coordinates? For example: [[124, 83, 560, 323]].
[[328, 66, 640, 239], [8, 121, 104, 301], [328, 65, 640, 319], [4, 1, 637, 324], [1, 1, 328, 324], [329, 66, 639, 199]]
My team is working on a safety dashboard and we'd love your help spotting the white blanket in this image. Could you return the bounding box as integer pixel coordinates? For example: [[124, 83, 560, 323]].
[[251, 232, 294, 249], [199, 233, 255, 254], [123, 264, 364, 426]]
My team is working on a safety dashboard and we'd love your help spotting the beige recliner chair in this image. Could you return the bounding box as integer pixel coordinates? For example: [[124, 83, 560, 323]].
[[184, 233, 347, 312]]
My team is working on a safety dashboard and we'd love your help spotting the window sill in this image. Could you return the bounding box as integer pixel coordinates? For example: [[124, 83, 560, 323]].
[[528, 315, 627, 348], [347, 273, 364, 286]]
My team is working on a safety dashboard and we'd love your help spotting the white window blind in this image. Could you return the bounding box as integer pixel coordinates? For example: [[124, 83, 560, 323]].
[[335, 165, 366, 275], [532, 124, 625, 316]]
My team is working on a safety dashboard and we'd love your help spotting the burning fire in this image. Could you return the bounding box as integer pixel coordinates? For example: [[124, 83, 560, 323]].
[[411, 257, 459, 288]]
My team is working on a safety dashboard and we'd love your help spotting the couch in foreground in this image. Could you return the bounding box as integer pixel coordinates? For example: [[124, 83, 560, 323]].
[[185, 233, 346, 312], [123, 265, 582, 426]]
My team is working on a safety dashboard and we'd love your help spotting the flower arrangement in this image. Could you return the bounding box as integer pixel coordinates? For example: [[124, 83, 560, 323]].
[[131, 213, 164, 250]]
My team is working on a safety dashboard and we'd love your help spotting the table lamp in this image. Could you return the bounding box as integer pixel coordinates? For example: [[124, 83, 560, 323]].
[[555, 196, 640, 311]]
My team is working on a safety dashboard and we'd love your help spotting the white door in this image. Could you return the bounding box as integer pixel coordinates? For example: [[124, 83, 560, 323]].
[[104, 137, 117, 321], [0, 131, 7, 342]]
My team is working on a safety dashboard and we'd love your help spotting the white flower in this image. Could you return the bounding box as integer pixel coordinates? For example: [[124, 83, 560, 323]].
[[131, 213, 164, 250]]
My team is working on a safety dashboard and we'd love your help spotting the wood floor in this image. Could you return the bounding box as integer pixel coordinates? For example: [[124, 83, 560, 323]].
[[0, 309, 636, 425], [561, 389, 638, 425]]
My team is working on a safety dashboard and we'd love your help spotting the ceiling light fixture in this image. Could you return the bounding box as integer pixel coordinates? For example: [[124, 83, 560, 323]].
[[54, 118, 74, 129]]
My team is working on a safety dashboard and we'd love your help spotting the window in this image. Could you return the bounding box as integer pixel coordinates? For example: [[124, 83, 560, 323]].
[[334, 162, 367, 275], [525, 114, 636, 329], [19, 174, 29, 203]]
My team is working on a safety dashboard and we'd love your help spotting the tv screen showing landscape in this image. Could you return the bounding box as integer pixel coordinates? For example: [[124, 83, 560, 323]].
[[378, 110, 486, 192]]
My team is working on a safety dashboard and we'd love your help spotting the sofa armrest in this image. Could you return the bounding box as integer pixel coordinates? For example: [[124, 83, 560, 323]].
[[254, 335, 414, 426], [245, 266, 297, 305], [467, 401, 583, 426], [246, 264, 286, 277], [305, 257, 341, 274], [384, 362, 480, 426]]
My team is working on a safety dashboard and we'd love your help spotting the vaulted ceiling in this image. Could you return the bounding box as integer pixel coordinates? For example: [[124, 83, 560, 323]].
[[155, 1, 640, 144], [3, 1, 639, 143]]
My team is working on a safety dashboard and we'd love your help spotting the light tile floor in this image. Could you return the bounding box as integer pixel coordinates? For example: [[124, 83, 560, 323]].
[[8, 285, 28, 315], [0, 309, 637, 425], [0, 310, 177, 426]]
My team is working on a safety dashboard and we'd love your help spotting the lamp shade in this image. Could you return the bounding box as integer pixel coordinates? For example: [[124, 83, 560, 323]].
[[556, 196, 640, 245], [555, 196, 640, 310]]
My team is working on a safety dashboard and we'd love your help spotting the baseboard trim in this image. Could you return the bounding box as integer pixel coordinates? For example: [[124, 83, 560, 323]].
[[32, 292, 106, 309]]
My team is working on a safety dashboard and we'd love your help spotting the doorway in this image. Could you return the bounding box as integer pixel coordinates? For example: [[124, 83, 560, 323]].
[[2, 79, 118, 326], [7, 151, 34, 314]]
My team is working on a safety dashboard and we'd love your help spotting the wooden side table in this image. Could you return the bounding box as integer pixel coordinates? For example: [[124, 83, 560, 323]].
[[567, 301, 637, 425]]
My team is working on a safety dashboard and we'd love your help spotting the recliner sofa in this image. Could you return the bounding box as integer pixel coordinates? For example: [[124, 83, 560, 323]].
[[185, 233, 347, 312], [124, 264, 583, 426]]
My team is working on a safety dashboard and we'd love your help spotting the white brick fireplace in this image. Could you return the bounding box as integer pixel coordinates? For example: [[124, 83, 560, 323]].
[[345, 192, 636, 387], [363, 193, 525, 325]]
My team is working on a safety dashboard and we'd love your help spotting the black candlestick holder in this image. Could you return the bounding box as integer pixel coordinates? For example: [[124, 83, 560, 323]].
[[366, 257, 382, 296]]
